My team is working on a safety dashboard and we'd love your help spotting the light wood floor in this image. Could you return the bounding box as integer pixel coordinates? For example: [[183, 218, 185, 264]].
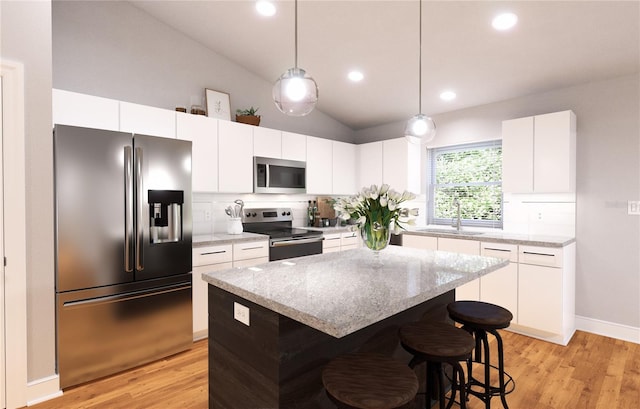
[[28, 330, 639, 409]]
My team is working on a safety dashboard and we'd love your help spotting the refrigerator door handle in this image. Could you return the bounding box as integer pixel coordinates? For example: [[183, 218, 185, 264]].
[[124, 146, 134, 272], [135, 147, 144, 271], [61, 283, 191, 309]]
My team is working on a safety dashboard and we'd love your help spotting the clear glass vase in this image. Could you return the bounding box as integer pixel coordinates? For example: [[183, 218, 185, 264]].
[[360, 221, 391, 253]]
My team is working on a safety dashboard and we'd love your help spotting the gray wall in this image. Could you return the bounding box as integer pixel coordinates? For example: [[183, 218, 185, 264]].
[[358, 74, 640, 329], [1, 0, 55, 382], [52, 0, 355, 143]]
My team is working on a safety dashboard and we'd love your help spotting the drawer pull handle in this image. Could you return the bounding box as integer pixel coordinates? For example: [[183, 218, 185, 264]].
[[201, 250, 227, 255], [241, 246, 263, 250], [523, 251, 554, 257], [326, 237, 340, 241], [485, 248, 511, 252]]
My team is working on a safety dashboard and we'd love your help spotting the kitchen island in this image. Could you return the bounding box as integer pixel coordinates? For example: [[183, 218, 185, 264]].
[[202, 246, 508, 409]]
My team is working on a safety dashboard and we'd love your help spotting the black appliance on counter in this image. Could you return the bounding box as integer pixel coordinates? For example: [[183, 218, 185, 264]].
[[242, 208, 323, 261]]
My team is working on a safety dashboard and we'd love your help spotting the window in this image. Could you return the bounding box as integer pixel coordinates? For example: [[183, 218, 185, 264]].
[[427, 141, 502, 228]]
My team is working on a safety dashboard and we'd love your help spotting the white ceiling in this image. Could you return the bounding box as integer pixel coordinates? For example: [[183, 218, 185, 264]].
[[130, 0, 639, 131]]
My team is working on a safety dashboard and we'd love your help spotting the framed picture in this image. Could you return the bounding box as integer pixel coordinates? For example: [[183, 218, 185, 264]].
[[205, 89, 231, 121]]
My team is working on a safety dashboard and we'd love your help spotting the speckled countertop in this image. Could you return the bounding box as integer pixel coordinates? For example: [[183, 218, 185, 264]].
[[202, 246, 508, 338], [402, 228, 575, 247], [193, 232, 269, 247]]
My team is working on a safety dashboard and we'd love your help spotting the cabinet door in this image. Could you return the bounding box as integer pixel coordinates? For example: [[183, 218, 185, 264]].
[[357, 141, 383, 189], [254, 127, 282, 158], [382, 138, 421, 193], [53, 89, 120, 131], [341, 231, 360, 249], [502, 116, 534, 193], [233, 241, 269, 262], [218, 121, 254, 193], [533, 110, 576, 193], [306, 136, 333, 194], [480, 242, 518, 323], [282, 131, 307, 161], [323, 233, 342, 253], [176, 113, 218, 192], [438, 238, 480, 301], [119, 101, 176, 138], [332, 141, 357, 195], [402, 234, 437, 250], [518, 263, 563, 334]]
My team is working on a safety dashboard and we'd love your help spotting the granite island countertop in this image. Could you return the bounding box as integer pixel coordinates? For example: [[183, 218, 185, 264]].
[[202, 246, 508, 338]]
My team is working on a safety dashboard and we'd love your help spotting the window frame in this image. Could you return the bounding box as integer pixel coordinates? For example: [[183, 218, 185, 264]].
[[427, 140, 503, 229]]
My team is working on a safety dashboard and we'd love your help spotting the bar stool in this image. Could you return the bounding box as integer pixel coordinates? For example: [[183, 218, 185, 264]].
[[447, 301, 515, 409], [399, 321, 475, 409], [322, 352, 419, 409]]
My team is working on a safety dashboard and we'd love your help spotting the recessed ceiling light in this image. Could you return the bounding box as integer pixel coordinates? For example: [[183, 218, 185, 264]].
[[256, 1, 276, 17], [440, 91, 456, 101], [492, 12, 518, 31], [348, 70, 364, 82]]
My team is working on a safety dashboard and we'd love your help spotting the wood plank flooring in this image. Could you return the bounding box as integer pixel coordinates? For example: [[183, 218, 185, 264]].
[[28, 330, 639, 409]]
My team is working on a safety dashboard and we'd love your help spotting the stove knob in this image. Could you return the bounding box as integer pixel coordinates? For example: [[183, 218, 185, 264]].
[[245, 212, 251, 217], [286, 211, 291, 216], [281, 211, 286, 216], [251, 212, 257, 217]]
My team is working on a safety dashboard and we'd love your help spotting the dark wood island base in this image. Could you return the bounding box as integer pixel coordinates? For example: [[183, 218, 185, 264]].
[[208, 285, 454, 409]]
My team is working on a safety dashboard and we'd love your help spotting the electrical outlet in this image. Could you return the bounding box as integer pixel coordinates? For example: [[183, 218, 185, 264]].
[[233, 302, 250, 326], [628, 201, 640, 215], [204, 210, 212, 221]]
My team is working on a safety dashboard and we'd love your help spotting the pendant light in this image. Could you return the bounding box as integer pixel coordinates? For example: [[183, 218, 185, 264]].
[[405, 0, 436, 144], [272, 0, 318, 116]]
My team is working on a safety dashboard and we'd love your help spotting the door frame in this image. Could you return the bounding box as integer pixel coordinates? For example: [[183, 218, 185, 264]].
[[1, 59, 28, 408]]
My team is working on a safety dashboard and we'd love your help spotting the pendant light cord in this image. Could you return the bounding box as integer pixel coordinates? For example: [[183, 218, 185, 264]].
[[294, 0, 298, 69], [418, 0, 422, 114]]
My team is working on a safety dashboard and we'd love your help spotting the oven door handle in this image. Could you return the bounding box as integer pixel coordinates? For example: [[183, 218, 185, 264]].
[[270, 237, 324, 247]]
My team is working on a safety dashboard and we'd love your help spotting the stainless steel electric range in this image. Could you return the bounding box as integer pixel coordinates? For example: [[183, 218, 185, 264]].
[[242, 208, 324, 261]]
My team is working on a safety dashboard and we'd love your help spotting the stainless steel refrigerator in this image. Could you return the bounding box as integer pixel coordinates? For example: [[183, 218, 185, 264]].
[[54, 124, 193, 388]]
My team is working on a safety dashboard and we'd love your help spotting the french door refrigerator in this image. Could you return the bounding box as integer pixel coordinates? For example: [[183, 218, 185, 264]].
[[54, 124, 193, 388]]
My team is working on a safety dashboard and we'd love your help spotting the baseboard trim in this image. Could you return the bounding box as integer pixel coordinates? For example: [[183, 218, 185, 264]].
[[26, 375, 62, 406], [576, 315, 640, 344]]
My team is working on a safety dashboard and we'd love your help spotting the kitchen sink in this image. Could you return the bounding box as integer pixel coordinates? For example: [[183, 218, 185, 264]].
[[416, 228, 484, 236]]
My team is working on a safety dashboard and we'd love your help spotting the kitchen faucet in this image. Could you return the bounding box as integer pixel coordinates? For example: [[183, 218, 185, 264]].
[[452, 199, 461, 231]]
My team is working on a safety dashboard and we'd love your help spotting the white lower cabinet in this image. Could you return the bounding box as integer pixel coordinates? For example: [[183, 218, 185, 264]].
[[402, 234, 437, 250], [340, 231, 360, 250], [232, 240, 269, 268], [323, 233, 342, 253], [192, 245, 233, 340], [480, 242, 518, 324], [438, 238, 480, 301], [323, 231, 361, 253]]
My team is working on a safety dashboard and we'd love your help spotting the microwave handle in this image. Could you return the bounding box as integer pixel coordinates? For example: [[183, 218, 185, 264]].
[[266, 164, 270, 188]]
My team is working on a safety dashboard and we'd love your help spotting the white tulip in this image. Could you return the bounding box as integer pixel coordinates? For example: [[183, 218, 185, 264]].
[[380, 196, 388, 207], [356, 215, 367, 225], [407, 218, 416, 226], [410, 208, 420, 216], [388, 199, 397, 211], [339, 212, 351, 220], [379, 184, 390, 195]]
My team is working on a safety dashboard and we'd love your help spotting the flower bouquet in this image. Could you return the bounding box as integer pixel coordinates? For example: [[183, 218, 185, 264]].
[[333, 184, 419, 252]]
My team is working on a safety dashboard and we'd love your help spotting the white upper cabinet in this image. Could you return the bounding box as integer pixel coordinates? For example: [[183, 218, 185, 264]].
[[253, 127, 282, 158], [53, 89, 120, 131], [176, 113, 218, 192], [119, 101, 176, 138], [281, 131, 307, 161], [382, 138, 421, 194], [306, 136, 333, 194], [332, 141, 357, 195], [218, 121, 254, 193], [502, 110, 576, 193], [357, 141, 383, 189]]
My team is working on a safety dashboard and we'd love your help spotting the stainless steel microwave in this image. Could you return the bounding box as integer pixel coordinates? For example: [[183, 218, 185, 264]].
[[253, 156, 306, 194]]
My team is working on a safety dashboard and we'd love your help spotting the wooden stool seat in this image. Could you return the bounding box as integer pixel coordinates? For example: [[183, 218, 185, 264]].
[[399, 321, 475, 362], [322, 353, 418, 409], [447, 301, 512, 330]]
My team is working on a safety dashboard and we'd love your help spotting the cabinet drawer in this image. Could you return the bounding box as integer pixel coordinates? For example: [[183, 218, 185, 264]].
[[341, 231, 359, 247], [481, 242, 518, 262], [519, 245, 563, 268], [233, 241, 269, 261], [193, 245, 233, 266], [323, 233, 342, 250], [233, 257, 269, 269]]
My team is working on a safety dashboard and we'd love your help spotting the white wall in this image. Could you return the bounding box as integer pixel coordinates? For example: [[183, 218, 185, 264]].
[[1, 0, 55, 383], [357, 74, 640, 330], [52, 0, 355, 143]]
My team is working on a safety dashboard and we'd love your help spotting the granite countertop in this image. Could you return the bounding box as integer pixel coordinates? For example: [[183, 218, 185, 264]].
[[202, 246, 508, 338], [193, 232, 269, 247], [402, 227, 575, 247]]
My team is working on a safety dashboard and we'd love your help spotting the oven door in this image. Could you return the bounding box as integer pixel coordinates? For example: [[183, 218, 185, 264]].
[[270, 237, 323, 261]]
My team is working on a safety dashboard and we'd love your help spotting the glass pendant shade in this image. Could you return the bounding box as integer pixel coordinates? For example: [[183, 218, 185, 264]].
[[404, 114, 436, 145], [273, 67, 318, 116]]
